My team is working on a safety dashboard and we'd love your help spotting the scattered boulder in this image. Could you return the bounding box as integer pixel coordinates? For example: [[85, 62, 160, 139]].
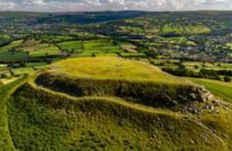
[[212, 99, 221, 106]]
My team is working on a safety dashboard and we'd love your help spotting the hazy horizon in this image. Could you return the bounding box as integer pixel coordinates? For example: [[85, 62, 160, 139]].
[[0, 0, 231, 12]]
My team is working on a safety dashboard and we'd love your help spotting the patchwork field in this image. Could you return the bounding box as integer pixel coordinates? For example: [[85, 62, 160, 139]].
[[0, 40, 27, 63]]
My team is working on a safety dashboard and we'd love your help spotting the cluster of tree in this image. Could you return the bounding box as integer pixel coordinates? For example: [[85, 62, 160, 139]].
[[199, 69, 232, 82], [162, 67, 231, 82], [162, 67, 197, 77]]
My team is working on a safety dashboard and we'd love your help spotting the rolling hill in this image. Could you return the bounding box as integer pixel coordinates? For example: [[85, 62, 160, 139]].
[[1, 57, 231, 151]]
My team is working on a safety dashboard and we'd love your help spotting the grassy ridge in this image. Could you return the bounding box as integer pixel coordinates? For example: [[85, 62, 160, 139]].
[[0, 76, 27, 151], [36, 72, 205, 107], [7, 82, 225, 151]]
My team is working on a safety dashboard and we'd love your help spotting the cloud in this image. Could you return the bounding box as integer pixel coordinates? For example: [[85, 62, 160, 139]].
[[0, 0, 16, 10], [0, 0, 232, 12], [23, 0, 46, 6]]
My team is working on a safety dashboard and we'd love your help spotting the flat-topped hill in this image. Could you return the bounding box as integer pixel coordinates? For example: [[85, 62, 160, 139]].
[[49, 57, 186, 84], [36, 57, 212, 107]]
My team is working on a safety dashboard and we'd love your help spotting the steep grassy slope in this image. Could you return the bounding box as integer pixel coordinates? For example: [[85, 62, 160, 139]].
[[188, 78, 232, 150], [7, 82, 225, 151], [0, 76, 27, 151], [2, 57, 232, 151]]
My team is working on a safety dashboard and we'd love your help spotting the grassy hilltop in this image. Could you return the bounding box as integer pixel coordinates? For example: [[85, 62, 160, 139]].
[[0, 57, 230, 151], [35, 57, 209, 107], [49, 57, 183, 83]]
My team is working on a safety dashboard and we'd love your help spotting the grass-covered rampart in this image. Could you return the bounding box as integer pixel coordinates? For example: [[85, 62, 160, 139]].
[[36, 72, 208, 107], [7, 82, 225, 151]]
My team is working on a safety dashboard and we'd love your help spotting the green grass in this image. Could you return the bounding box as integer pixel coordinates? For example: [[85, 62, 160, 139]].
[[12, 67, 35, 75], [118, 26, 145, 35], [201, 109, 232, 150], [0, 76, 27, 151], [0, 40, 23, 52], [80, 40, 123, 56], [36, 57, 211, 109], [37, 35, 74, 43], [20, 39, 44, 51], [162, 37, 196, 46], [120, 52, 146, 58], [28, 45, 60, 57], [162, 24, 211, 34], [0, 40, 28, 62], [2, 57, 232, 151], [58, 40, 122, 56], [189, 78, 232, 103], [58, 41, 83, 52], [25, 62, 48, 68], [51, 57, 184, 83], [0, 51, 28, 62], [6, 80, 226, 151], [12, 60, 48, 75], [226, 43, 232, 49]]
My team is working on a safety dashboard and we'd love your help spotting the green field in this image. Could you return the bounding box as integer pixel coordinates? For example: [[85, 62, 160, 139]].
[[37, 35, 75, 43], [0, 40, 23, 52], [19, 40, 61, 57], [80, 40, 123, 56], [162, 24, 211, 34], [58, 41, 83, 52], [12, 67, 35, 75], [0, 40, 27, 62], [0, 51, 28, 62], [58, 40, 123, 56], [28, 45, 60, 57]]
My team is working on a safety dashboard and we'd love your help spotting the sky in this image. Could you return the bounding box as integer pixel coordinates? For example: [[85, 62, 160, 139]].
[[0, 0, 231, 12]]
